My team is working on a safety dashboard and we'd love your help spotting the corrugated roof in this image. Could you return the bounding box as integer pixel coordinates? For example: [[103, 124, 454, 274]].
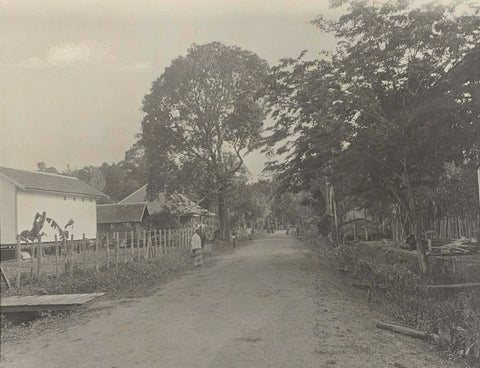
[[119, 185, 209, 216], [97, 202, 148, 224], [0, 167, 108, 198]]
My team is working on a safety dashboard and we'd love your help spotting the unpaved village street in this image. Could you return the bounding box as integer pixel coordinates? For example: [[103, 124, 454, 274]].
[[1, 233, 454, 368]]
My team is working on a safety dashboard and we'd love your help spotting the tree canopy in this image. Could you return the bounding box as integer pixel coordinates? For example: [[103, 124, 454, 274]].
[[264, 0, 480, 272], [141, 42, 269, 239]]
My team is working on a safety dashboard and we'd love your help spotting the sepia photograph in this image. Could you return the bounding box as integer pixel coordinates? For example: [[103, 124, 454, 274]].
[[1, 0, 480, 367]]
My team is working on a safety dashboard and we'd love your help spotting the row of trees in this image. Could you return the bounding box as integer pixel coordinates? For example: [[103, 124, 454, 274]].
[[262, 0, 480, 273], [37, 147, 146, 204]]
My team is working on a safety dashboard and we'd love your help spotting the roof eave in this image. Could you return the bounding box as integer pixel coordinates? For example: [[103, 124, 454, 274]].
[[0, 172, 26, 190], [22, 187, 108, 199]]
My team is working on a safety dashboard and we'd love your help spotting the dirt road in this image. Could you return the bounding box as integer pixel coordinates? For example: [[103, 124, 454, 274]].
[[1, 233, 454, 368]]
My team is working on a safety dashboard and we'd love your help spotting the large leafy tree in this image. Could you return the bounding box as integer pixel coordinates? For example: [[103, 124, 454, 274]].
[[141, 42, 269, 240], [265, 1, 480, 273]]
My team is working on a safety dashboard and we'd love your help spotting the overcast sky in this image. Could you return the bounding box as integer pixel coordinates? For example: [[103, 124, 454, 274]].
[[0, 0, 344, 180]]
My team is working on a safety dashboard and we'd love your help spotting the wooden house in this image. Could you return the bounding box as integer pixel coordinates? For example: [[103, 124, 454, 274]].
[[119, 185, 215, 227], [96, 202, 149, 233]]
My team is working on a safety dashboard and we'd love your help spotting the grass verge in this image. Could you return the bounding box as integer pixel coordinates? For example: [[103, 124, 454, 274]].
[[303, 236, 480, 368]]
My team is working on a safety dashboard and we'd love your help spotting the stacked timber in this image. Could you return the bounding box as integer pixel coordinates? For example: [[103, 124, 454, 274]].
[[429, 238, 478, 256]]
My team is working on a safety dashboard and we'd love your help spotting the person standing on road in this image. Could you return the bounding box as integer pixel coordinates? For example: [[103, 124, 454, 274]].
[[191, 227, 203, 266], [199, 225, 207, 249]]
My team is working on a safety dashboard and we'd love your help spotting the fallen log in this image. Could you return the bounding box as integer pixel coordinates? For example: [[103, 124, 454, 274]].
[[374, 320, 429, 340], [422, 282, 480, 289]]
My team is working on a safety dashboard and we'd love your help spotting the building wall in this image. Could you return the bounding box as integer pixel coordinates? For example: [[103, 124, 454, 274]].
[[0, 176, 17, 245], [17, 190, 98, 242]]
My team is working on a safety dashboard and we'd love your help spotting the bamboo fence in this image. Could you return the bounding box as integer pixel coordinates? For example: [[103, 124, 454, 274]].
[[3, 227, 195, 288]]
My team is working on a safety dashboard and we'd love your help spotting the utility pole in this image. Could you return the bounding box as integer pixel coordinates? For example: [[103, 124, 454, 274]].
[[477, 168, 480, 207]]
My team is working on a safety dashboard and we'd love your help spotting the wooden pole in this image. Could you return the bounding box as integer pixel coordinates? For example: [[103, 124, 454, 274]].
[[63, 236, 68, 275], [136, 229, 140, 260], [154, 230, 158, 256], [423, 282, 480, 289], [69, 234, 74, 276], [36, 236, 42, 278], [374, 320, 429, 340], [95, 235, 99, 272], [144, 230, 149, 260], [162, 229, 166, 253], [364, 209, 368, 241], [82, 233, 86, 272], [131, 231, 134, 259], [160, 229, 164, 254], [142, 229, 147, 259], [115, 232, 119, 273], [124, 232, 128, 263], [106, 233, 110, 270], [16, 235, 21, 288], [54, 235, 59, 277], [353, 208, 357, 241], [333, 196, 339, 242]]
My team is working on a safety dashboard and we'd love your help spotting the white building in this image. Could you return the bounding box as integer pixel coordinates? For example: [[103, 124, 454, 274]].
[[0, 167, 107, 244]]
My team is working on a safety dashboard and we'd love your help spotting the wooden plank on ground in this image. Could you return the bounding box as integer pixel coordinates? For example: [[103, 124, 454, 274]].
[[0, 293, 105, 313], [374, 320, 429, 340], [423, 282, 480, 289]]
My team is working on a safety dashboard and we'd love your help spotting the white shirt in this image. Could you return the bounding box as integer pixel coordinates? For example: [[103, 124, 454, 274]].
[[191, 233, 202, 250]]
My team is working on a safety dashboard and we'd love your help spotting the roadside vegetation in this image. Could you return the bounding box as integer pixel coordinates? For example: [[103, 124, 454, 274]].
[[304, 235, 480, 366]]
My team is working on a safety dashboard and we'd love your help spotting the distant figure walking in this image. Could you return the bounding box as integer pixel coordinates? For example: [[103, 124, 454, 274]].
[[191, 227, 203, 266]]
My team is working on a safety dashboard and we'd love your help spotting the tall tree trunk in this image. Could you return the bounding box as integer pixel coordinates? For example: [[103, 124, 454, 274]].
[[403, 173, 430, 274], [217, 185, 231, 242]]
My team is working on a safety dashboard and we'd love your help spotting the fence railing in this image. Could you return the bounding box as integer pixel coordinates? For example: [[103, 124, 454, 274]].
[[433, 215, 479, 239], [3, 227, 195, 288]]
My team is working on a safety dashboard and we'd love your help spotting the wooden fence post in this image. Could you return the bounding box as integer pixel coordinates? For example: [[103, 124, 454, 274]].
[[115, 232, 119, 273], [137, 229, 141, 260], [131, 231, 134, 260], [160, 229, 163, 254], [154, 230, 158, 257], [54, 235, 59, 277], [162, 229, 166, 254], [106, 233, 110, 270], [16, 235, 21, 287], [63, 236, 68, 275], [82, 234, 86, 272], [124, 232, 128, 263], [95, 235, 99, 272], [36, 236, 42, 279], [145, 230, 150, 260], [69, 234, 74, 276]]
